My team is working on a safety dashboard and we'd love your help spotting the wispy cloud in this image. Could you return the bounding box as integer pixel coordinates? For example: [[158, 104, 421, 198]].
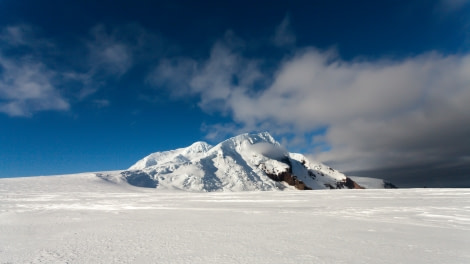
[[0, 23, 165, 117], [0, 55, 69, 116], [0, 25, 68, 117], [0, 25, 54, 49], [149, 31, 264, 113], [92, 99, 110, 108], [272, 15, 296, 48], [0, 25, 31, 46], [86, 23, 169, 76], [86, 24, 134, 76]]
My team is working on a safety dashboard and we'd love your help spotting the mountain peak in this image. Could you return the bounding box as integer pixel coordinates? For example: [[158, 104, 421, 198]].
[[185, 141, 212, 154], [124, 132, 364, 191], [214, 132, 280, 152], [231, 131, 278, 145]]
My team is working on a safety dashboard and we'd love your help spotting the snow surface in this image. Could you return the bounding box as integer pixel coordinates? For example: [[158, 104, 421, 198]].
[[1, 173, 469, 263], [349, 176, 395, 189], [124, 132, 353, 191]]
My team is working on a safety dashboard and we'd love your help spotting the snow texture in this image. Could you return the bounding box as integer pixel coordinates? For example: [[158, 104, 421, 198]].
[[124, 132, 358, 191], [0, 173, 469, 263]]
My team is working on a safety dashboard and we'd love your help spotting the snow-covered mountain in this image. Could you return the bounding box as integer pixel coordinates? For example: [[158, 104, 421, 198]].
[[119, 132, 369, 192], [349, 176, 398, 189]]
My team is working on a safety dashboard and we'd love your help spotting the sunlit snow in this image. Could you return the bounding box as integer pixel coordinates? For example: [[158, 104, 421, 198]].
[[122, 132, 353, 191], [1, 173, 469, 263]]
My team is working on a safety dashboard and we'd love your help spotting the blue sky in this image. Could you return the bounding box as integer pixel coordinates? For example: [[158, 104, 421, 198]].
[[1, 0, 469, 187]]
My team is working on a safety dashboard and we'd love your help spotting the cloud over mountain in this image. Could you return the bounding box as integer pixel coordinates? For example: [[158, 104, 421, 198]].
[[1, 1, 468, 187], [150, 33, 470, 186]]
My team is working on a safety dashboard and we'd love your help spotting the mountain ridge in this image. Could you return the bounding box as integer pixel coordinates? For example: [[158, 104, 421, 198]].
[[121, 132, 386, 192]]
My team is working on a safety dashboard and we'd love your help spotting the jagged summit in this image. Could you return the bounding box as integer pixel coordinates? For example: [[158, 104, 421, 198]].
[[123, 132, 363, 192]]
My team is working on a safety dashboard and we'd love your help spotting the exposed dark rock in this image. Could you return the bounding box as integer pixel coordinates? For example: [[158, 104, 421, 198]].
[[260, 157, 312, 190], [345, 177, 365, 189], [263, 167, 312, 190], [295, 181, 312, 190], [334, 177, 365, 189], [384, 181, 398, 189], [308, 170, 316, 179], [260, 158, 364, 190]]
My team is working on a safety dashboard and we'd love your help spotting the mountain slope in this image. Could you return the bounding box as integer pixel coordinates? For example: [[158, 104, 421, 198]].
[[349, 176, 398, 189], [121, 132, 364, 192]]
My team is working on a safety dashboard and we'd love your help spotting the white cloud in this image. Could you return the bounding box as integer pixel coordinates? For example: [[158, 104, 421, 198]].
[[148, 57, 198, 97], [0, 25, 71, 117], [149, 32, 264, 112], [150, 36, 470, 173], [0, 55, 69, 117]]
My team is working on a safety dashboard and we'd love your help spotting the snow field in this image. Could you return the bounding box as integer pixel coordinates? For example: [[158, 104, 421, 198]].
[[1, 174, 469, 263]]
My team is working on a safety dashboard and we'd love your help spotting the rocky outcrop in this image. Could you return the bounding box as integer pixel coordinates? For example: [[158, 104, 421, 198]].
[[261, 158, 361, 190], [264, 169, 312, 190], [342, 177, 365, 189]]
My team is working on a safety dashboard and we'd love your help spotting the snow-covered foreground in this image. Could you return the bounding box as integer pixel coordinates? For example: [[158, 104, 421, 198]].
[[1, 174, 469, 264]]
